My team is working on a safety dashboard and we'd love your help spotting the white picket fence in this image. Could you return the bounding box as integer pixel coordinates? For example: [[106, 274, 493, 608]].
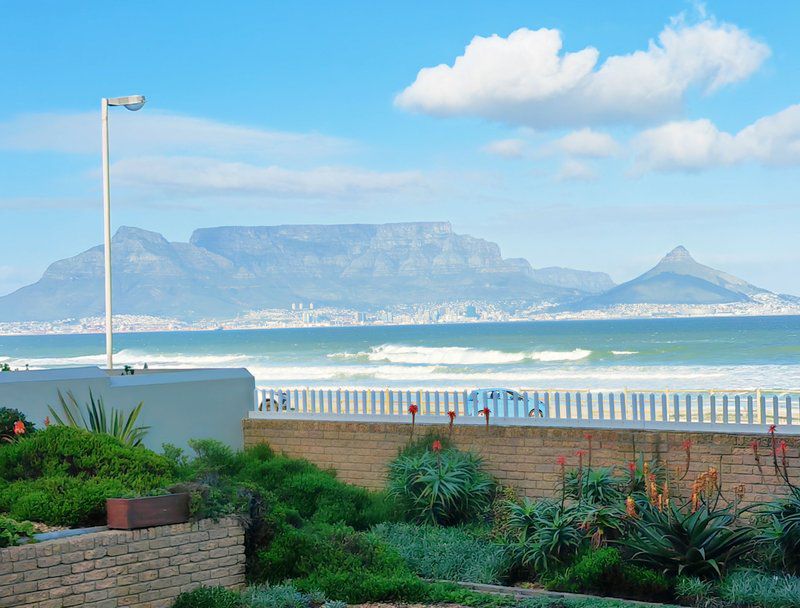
[[250, 387, 800, 434]]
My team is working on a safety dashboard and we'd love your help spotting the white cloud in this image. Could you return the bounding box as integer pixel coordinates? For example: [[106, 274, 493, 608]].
[[551, 129, 619, 158], [556, 159, 597, 182], [0, 111, 347, 159], [396, 16, 769, 128], [632, 104, 800, 172], [483, 138, 526, 158], [111, 156, 427, 200]]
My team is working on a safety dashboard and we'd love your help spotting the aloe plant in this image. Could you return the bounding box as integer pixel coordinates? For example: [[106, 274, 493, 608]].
[[622, 501, 754, 577], [48, 389, 149, 447]]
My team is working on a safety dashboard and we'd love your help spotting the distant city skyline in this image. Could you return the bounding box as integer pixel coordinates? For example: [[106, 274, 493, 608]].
[[2, 1, 799, 297]]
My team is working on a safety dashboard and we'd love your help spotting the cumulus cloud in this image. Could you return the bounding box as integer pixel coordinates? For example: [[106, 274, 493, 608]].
[[632, 104, 800, 172], [550, 129, 620, 158], [0, 111, 347, 159], [111, 156, 427, 200], [483, 138, 526, 158], [556, 159, 597, 181], [396, 16, 769, 128]]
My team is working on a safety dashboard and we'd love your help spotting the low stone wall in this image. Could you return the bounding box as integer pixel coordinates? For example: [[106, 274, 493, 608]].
[[242, 418, 798, 508], [0, 517, 245, 608]]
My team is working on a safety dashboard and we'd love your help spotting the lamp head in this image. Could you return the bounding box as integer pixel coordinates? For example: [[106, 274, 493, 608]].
[[107, 95, 146, 111]]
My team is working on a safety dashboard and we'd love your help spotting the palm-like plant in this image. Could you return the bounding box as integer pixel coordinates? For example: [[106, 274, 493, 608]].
[[623, 501, 754, 577], [757, 486, 800, 574], [48, 389, 149, 447], [564, 466, 625, 505], [387, 448, 494, 525], [507, 498, 584, 573]]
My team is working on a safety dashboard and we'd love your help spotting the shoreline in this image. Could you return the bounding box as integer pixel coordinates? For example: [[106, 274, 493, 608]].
[[2, 309, 800, 338]]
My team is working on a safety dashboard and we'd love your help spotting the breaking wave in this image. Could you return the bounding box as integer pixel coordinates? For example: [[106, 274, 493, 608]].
[[328, 344, 591, 365]]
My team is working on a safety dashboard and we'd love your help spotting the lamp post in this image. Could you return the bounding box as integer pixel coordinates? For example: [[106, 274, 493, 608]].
[[101, 95, 146, 370]]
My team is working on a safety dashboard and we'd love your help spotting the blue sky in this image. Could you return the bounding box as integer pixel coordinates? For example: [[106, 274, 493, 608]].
[[1, 0, 799, 296]]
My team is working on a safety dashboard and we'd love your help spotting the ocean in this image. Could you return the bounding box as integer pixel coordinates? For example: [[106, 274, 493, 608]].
[[1, 316, 799, 390]]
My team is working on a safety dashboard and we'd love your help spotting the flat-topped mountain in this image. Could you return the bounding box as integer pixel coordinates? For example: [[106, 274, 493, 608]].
[[574, 246, 768, 307], [0, 222, 613, 321]]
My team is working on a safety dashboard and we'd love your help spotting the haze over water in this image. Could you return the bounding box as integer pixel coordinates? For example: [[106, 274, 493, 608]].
[[2, 316, 799, 391]]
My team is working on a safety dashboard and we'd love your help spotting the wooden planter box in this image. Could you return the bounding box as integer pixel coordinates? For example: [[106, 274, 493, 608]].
[[106, 493, 190, 530]]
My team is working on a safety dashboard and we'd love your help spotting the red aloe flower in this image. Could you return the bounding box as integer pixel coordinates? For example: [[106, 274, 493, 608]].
[[44, 416, 51, 428], [408, 404, 418, 440], [432, 440, 442, 453], [13, 421, 25, 435], [480, 407, 491, 431], [447, 410, 456, 439], [556, 455, 566, 467]]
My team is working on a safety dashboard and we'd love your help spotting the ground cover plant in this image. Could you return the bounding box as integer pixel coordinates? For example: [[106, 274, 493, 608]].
[[372, 521, 512, 584]]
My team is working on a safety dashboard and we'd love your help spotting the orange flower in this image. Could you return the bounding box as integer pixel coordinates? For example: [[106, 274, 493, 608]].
[[625, 496, 637, 518], [556, 455, 566, 467], [432, 440, 442, 453], [408, 404, 418, 416], [13, 421, 25, 435], [44, 416, 51, 428]]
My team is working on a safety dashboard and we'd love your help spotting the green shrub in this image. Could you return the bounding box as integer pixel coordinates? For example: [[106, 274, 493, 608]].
[[0, 476, 132, 526], [0, 426, 172, 486], [398, 430, 454, 457], [545, 548, 672, 601], [172, 585, 242, 608], [719, 570, 800, 608], [257, 521, 427, 603], [758, 487, 800, 574], [372, 522, 512, 584], [387, 447, 494, 525], [0, 406, 36, 441], [0, 426, 173, 526], [675, 576, 714, 607], [0, 515, 35, 548], [622, 502, 754, 578]]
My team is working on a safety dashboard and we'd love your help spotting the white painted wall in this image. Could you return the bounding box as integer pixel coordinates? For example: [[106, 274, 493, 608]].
[[0, 366, 254, 450]]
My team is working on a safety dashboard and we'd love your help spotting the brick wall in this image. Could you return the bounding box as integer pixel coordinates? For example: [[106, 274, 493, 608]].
[[0, 517, 245, 608], [242, 419, 798, 507]]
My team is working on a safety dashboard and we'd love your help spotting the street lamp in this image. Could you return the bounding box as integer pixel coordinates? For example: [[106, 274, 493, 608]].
[[101, 94, 146, 370]]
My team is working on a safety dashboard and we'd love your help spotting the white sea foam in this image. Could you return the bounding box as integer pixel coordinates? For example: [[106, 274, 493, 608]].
[[530, 349, 592, 362], [328, 344, 592, 365], [6, 349, 251, 369], [611, 351, 638, 355]]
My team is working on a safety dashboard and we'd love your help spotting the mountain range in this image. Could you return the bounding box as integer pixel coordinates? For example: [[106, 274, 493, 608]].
[[0, 223, 791, 322]]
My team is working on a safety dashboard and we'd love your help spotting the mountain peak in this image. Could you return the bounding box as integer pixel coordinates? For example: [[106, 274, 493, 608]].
[[113, 226, 170, 245], [661, 245, 694, 263]]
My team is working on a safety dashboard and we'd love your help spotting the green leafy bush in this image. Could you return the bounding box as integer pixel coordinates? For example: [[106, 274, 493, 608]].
[[623, 502, 754, 578], [0, 515, 35, 548], [0, 426, 172, 485], [372, 522, 512, 584], [719, 570, 800, 608], [257, 521, 428, 603], [758, 487, 800, 574], [172, 585, 242, 608], [0, 426, 173, 526], [387, 447, 494, 525], [0, 475, 132, 526], [545, 548, 672, 601], [0, 406, 36, 441]]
